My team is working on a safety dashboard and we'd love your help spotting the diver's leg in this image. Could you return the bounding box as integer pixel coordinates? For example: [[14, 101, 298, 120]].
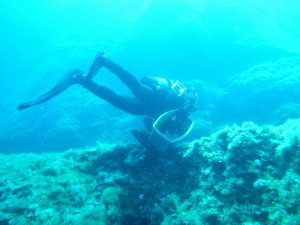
[[86, 51, 107, 79], [81, 79, 147, 115], [17, 69, 84, 111], [104, 58, 153, 99], [87, 51, 153, 99]]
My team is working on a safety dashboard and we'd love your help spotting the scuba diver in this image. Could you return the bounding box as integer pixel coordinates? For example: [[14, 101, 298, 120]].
[[18, 51, 198, 147]]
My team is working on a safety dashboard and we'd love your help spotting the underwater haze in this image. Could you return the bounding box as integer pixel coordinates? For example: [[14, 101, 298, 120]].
[[1, 0, 300, 152], [1, 1, 300, 224]]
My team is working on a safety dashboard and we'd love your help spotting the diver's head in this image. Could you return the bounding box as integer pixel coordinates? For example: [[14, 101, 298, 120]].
[[171, 81, 197, 103], [184, 87, 198, 105], [169, 80, 198, 112]]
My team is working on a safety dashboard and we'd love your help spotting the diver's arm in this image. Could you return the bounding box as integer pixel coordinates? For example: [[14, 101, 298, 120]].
[[175, 89, 198, 119]]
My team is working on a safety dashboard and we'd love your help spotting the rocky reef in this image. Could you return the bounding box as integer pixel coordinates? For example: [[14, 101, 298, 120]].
[[225, 56, 300, 124], [0, 119, 299, 225]]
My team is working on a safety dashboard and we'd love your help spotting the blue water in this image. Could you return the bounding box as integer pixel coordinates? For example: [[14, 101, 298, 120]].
[[0, 0, 300, 153]]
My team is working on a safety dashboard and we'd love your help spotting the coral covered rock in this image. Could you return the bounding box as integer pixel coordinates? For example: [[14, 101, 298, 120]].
[[0, 120, 299, 224]]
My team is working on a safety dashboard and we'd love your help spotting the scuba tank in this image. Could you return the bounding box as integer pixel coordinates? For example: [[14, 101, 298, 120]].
[[141, 76, 186, 97], [141, 76, 172, 90]]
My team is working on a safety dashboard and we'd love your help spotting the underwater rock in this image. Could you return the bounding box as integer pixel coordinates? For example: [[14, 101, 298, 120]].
[[0, 120, 299, 224], [226, 56, 300, 124]]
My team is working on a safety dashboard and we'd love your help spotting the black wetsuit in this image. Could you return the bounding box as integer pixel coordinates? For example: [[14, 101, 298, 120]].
[[18, 55, 187, 119], [82, 58, 185, 118]]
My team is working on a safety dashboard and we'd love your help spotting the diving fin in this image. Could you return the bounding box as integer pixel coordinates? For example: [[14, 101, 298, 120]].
[[18, 69, 84, 111], [131, 129, 152, 147]]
